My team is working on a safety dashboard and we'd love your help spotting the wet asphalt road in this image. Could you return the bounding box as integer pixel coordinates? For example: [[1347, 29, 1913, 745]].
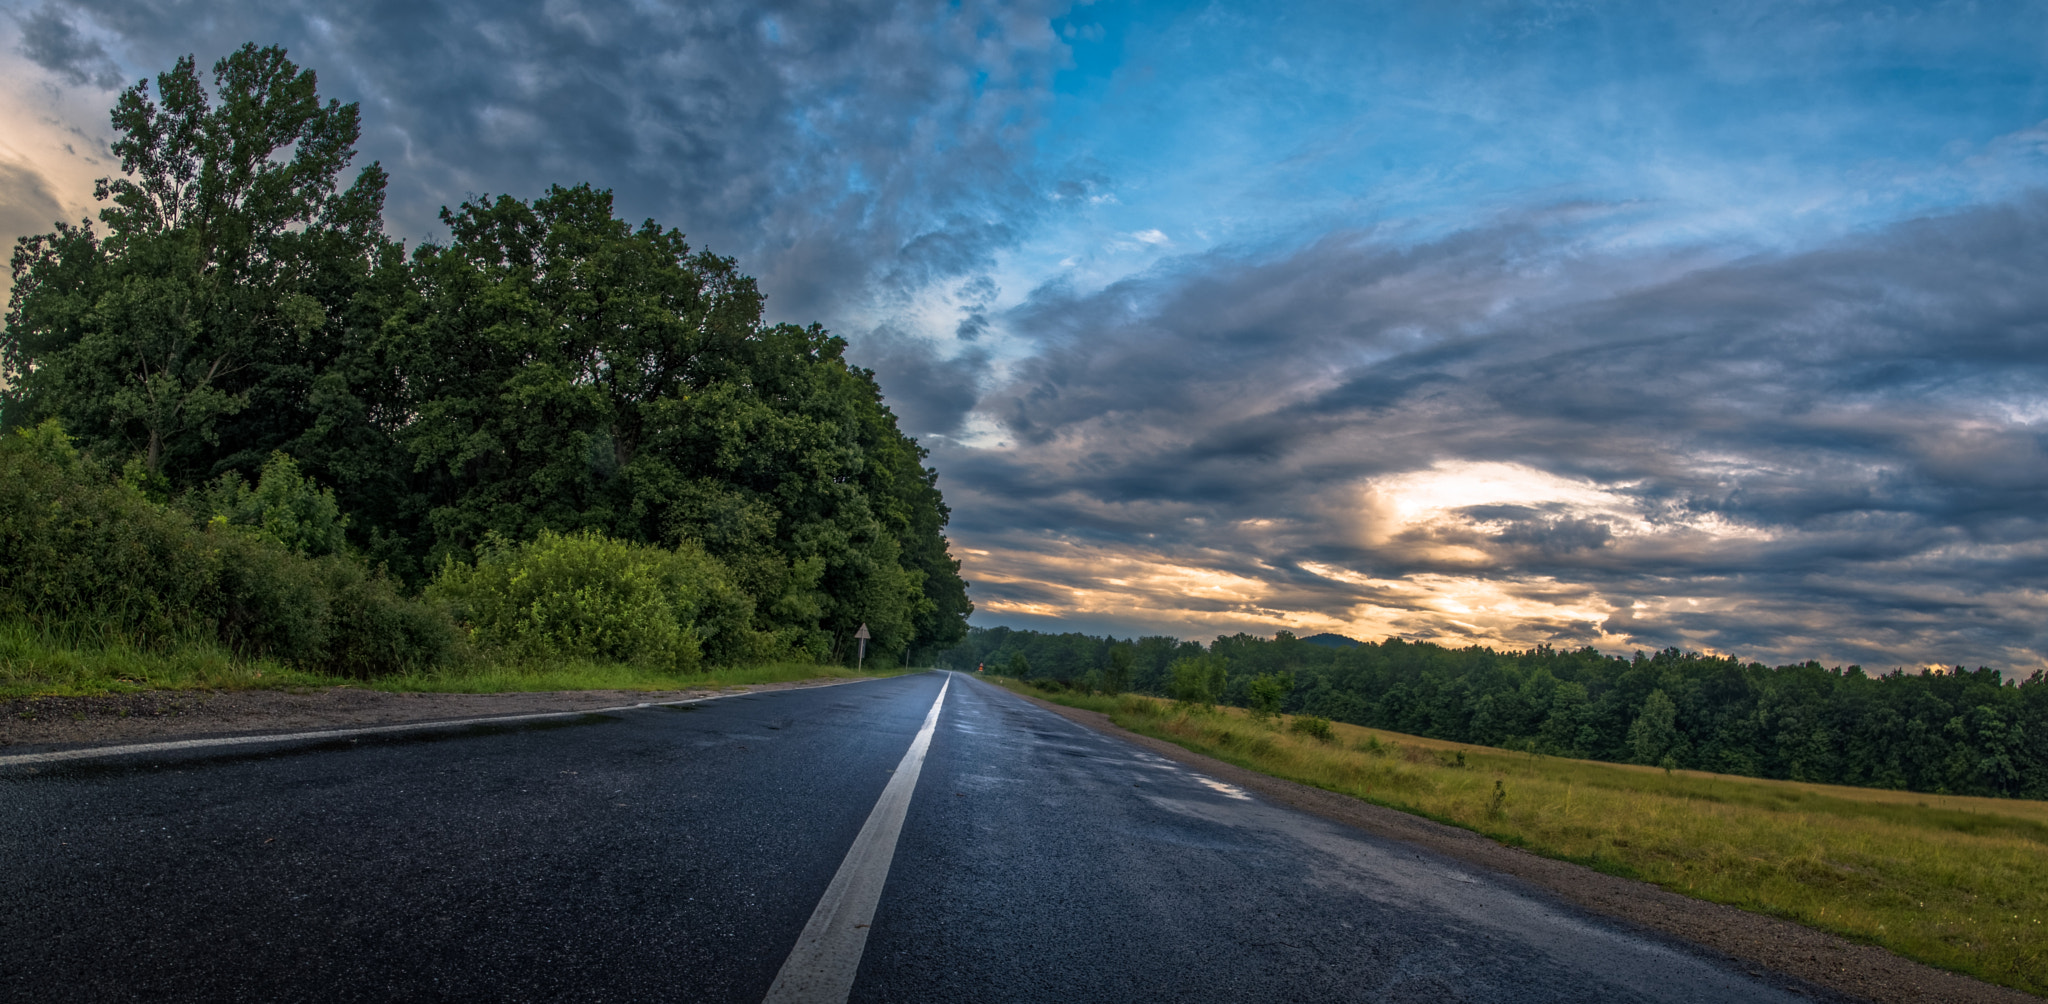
[[2, 672, 1838, 1003]]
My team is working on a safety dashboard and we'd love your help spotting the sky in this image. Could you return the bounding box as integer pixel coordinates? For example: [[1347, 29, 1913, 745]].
[[6, 0, 2048, 671]]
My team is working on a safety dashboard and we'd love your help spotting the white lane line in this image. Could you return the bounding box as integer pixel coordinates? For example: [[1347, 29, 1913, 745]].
[[0, 677, 887, 768], [763, 674, 951, 1004]]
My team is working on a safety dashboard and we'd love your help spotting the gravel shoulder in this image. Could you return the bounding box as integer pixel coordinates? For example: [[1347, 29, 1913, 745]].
[[0, 677, 866, 753], [1013, 691, 2039, 1004]]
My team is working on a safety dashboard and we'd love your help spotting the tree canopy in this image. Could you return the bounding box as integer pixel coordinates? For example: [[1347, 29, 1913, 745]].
[[3, 44, 970, 664]]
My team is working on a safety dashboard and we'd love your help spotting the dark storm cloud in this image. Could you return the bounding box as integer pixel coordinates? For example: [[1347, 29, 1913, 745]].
[[35, 0, 1070, 328], [15, 5, 119, 87], [851, 328, 988, 441], [953, 199, 2048, 670]]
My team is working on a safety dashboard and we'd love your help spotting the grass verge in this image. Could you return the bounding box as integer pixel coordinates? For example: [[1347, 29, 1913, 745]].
[[1002, 681, 2048, 996], [0, 620, 902, 699]]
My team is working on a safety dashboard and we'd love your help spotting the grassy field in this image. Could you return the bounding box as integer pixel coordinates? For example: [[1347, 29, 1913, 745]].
[[0, 620, 899, 699], [1005, 681, 2048, 996]]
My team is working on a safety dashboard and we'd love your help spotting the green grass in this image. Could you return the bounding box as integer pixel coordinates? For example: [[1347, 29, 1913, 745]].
[[1005, 681, 2048, 996], [0, 619, 904, 699]]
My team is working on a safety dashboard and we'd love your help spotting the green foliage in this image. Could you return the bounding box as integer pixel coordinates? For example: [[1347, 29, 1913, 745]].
[[4, 44, 389, 482], [1168, 655, 1226, 707], [1246, 671, 1293, 721], [946, 624, 2048, 800], [1007, 651, 1032, 677], [388, 184, 962, 659], [0, 421, 453, 675], [194, 451, 348, 556], [0, 421, 212, 643], [1287, 713, 1334, 742], [1102, 644, 1134, 694], [429, 529, 757, 671], [204, 529, 456, 676], [5, 46, 970, 662], [1627, 688, 1680, 765], [310, 555, 460, 676]]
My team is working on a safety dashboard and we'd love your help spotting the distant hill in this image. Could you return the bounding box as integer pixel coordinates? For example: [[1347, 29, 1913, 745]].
[[1299, 632, 1363, 649]]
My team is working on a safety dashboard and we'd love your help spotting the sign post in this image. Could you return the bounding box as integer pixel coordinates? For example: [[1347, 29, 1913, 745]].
[[854, 623, 870, 671]]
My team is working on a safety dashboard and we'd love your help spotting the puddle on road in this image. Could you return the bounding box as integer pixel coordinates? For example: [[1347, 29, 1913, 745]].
[[1193, 775, 1252, 800]]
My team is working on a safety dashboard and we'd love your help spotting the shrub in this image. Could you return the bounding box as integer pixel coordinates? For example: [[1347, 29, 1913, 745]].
[[429, 530, 755, 670], [204, 526, 329, 663], [1169, 654, 1225, 706], [1247, 672, 1294, 722], [1287, 714, 1335, 743], [193, 452, 349, 557], [313, 556, 461, 677], [0, 421, 457, 675], [0, 422, 212, 643]]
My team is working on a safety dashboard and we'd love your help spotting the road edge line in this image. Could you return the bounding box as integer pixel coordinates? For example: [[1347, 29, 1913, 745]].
[[762, 673, 951, 1004]]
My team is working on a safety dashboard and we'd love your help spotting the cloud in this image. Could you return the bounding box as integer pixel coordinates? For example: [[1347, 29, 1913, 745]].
[[15, 6, 120, 89], [18, 0, 2048, 673], [945, 197, 2048, 671], [0, 159, 72, 309], [30, 0, 1080, 332], [0, 160, 66, 255], [851, 328, 989, 440]]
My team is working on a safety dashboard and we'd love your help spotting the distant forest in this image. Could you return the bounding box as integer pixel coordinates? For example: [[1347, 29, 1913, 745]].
[[941, 626, 2047, 799]]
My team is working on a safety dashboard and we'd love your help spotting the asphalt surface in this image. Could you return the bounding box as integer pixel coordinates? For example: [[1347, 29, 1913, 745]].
[[1, 672, 1847, 1003]]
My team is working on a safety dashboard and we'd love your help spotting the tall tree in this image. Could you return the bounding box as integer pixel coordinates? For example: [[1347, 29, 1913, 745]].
[[4, 44, 388, 485], [6, 47, 972, 658], [393, 185, 969, 658]]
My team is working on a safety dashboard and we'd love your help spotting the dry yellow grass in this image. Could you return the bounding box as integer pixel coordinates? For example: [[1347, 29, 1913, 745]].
[[1021, 685, 2048, 996]]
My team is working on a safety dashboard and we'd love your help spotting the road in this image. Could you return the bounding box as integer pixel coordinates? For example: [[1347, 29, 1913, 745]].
[[1, 672, 1844, 1002]]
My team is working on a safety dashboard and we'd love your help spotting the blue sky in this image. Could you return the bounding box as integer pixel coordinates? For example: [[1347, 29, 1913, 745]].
[[7, 0, 2048, 670], [1029, 3, 2048, 258]]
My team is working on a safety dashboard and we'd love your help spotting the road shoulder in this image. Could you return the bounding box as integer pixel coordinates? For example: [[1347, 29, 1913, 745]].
[[0, 677, 870, 754], [1004, 685, 2035, 1004]]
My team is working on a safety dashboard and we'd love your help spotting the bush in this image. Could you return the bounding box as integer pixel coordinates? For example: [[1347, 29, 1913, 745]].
[[1169, 655, 1225, 706], [0, 422, 212, 643], [202, 496, 457, 676], [313, 556, 461, 676], [1288, 714, 1335, 743], [205, 526, 329, 663], [192, 452, 349, 557], [0, 422, 457, 675], [1247, 671, 1294, 722], [429, 529, 756, 670]]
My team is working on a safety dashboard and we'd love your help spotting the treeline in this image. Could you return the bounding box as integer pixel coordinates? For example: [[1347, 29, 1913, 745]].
[[942, 626, 2048, 799], [2, 45, 968, 668]]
